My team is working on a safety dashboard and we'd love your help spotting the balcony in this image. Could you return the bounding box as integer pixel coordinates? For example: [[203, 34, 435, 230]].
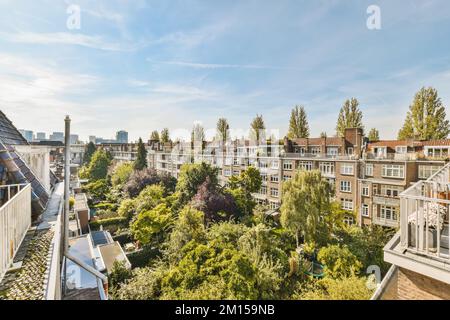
[[365, 152, 418, 161], [384, 163, 450, 285], [373, 195, 400, 206], [0, 184, 31, 282], [372, 214, 399, 228], [282, 152, 356, 160]]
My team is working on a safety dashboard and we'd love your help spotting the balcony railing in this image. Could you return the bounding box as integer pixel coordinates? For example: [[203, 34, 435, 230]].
[[400, 162, 450, 263], [0, 184, 31, 281]]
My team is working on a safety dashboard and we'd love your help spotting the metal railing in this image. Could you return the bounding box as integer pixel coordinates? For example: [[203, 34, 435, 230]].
[[0, 184, 31, 281], [400, 162, 450, 262]]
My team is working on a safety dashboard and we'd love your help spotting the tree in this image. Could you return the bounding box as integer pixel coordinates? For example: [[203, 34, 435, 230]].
[[296, 276, 374, 300], [124, 168, 176, 197], [131, 203, 173, 245], [150, 130, 160, 141], [216, 118, 229, 144], [84, 150, 111, 181], [191, 178, 238, 224], [134, 184, 166, 215], [280, 170, 333, 246], [317, 244, 362, 279], [320, 132, 327, 138], [134, 137, 148, 170], [398, 87, 450, 140], [227, 167, 262, 217], [367, 128, 380, 142], [250, 114, 265, 143], [83, 142, 96, 165], [175, 163, 219, 207], [111, 162, 133, 187], [287, 105, 309, 139], [191, 123, 205, 149], [161, 128, 170, 144], [336, 98, 364, 137]]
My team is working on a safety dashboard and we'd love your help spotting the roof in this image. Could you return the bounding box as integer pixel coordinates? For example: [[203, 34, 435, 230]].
[[368, 139, 450, 149], [292, 137, 344, 146], [0, 111, 28, 145]]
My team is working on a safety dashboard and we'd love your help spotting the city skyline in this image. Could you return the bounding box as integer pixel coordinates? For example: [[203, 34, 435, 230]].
[[1, 0, 450, 142]]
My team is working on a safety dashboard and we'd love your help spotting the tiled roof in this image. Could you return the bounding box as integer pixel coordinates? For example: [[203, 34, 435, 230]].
[[0, 111, 28, 145], [292, 137, 344, 146], [368, 139, 450, 148], [420, 140, 450, 146]]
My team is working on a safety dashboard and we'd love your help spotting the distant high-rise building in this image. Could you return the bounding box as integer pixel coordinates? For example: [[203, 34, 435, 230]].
[[36, 132, 46, 140], [70, 134, 79, 145], [89, 136, 96, 143], [49, 132, 64, 142], [19, 129, 34, 142], [116, 130, 128, 144]]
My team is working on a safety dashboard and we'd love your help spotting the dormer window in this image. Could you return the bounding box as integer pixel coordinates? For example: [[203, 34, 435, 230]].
[[395, 146, 407, 154]]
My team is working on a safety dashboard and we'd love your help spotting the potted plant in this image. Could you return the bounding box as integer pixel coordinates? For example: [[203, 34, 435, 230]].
[[408, 202, 446, 250]]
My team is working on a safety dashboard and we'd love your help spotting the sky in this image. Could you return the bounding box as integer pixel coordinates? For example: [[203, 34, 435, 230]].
[[0, 0, 450, 142]]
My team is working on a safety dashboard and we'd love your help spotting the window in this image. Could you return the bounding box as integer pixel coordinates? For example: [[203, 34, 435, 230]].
[[259, 160, 268, 168], [344, 215, 355, 225], [319, 162, 335, 176], [260, 186, 267, 194], [261, 173, 268, 182], [347, 147, 354, 155], [362, 185, 369, 196], [233, 158, 239, 166], [270, 175, 279, 183], [270, 188, 279, 197], [426, 147, 449, 158], [269, 201, 278, 210], [365, 164, 373, 176], [381, 185, 402, 197], [379, 206, 399, 221], [233, 170, 240, 176], [224, 169, 232, 177], [361, 204, 369, 217], [283, 161, 293, 170], [271, 160, 279, 169], [283, 174, 291, 181], [299, 161, 313, 171], [341, 163, 354, 175], [395, 146, 407, 154], [382, 164, 404, 178], [340, 181, 351, 192], [341, 199, 353, 211], [310, 146, 321, 155], [327, 147, 339, 156], [374, 147, 387, 158], [418, 165, 442, 179]]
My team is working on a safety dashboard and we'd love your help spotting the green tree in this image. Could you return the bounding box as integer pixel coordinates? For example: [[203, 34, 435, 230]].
[[131, 203, 173, 245], [287, 105, 310, 139], [280, 170, 333, 246], [297, 276, 374, 300], [227, 167, 262, 217], [117, 198, 136, 219], [134, 137, 148, 170], [134, 184, 166, 214], [216, 118, 229, 144], [111, 162, 133, 187], [398, 87, 450, 140], [250, 114, 265, 143], [84, 150, 111, 181], [320, 132, 327, 138], [161, 128, 170, 144], [317, 244, 362, 279], [191, 123, 205, 149], [336, 98, 364, 137], [367, 128, 380, 142], [175, 163, 219, 207], [150, 130, 160, 141], [83, 142, 96, 165]]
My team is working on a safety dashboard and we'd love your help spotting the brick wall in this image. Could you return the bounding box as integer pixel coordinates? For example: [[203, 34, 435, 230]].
[[397, 268, 450, 300]]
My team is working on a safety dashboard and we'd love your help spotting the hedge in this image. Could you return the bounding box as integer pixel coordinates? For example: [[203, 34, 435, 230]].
[[126, 246, 161, 268], [90, 217, 129, 232]]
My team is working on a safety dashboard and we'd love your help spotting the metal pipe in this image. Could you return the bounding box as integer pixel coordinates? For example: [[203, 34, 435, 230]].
[[65, 252, 107, 282], [64, 115, 71, 253]]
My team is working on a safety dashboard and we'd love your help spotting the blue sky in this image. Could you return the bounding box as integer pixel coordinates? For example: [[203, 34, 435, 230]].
[[1, 0, 450, 142]]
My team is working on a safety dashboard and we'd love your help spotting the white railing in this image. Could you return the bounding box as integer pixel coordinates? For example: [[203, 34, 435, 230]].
[[0, 184, 32, 281], [400, 163, 450, 263]]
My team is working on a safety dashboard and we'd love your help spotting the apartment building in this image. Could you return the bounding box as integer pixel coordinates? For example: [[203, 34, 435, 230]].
[[109, 128, 449, 229]]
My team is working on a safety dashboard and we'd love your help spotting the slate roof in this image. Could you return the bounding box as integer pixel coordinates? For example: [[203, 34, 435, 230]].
[[0, 111, 28, 146]]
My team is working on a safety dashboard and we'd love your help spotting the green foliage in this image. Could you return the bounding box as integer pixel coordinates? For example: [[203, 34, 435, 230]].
[[227, 167, 262, 217], [160, 128, 170, 144], [90, 216, 128, 231], [83, 149, 111, 181], [134, 137, 148, 170], [287, 105, 309, 139], [280, 170, 333, 245], [131, 203, 173, 245], [134, 184, 166, 214], [150, 130, 160, 141], [317, 245, 362, 279], [109, 261, 132, 293], [111, 162, 133, 187], [83, 179, 109, 203], [126, 246, 161, 268], [117, 198, 136, 219], [250, 114, 265, 143], [336, 98, 364, 137], [113, 266, 167, 300], [175, 163, 219, 207], [367, 128, 380, 142], [69, 197, 75, 210], [216, 118, 229, 143], [320, 131, 327, 138], [83, 142, 96, 165], [296, 276, 373, 300], [398, 87, 450, 140]]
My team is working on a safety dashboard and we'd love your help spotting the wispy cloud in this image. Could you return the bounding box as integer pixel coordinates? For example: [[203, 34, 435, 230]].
[[148, 59, 294, 70], [1, 31, 139, 51]]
